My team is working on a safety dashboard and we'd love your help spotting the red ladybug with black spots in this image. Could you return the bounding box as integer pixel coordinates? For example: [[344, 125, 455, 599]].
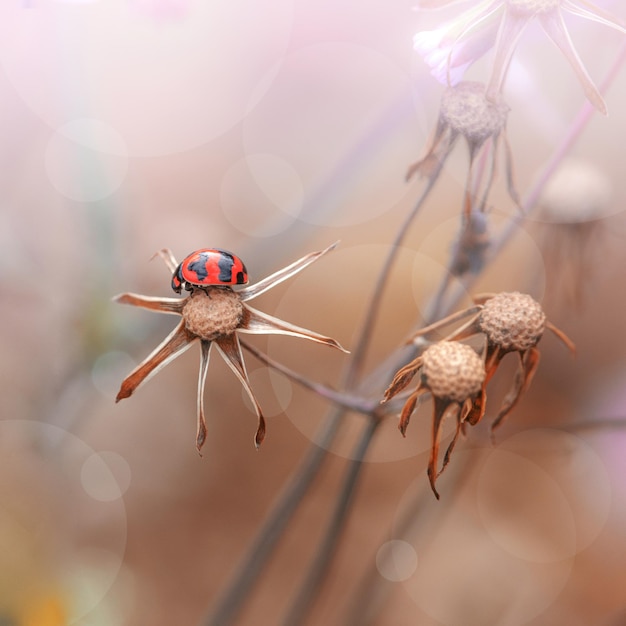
[[171, 248, 249, 293]]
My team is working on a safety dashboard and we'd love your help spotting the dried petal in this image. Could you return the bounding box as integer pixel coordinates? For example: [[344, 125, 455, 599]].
[[490, 346, 541, 432], [239, 242, 339, 302], [398, 386, 429, 437], [240, 305, 348, 352], [116, 320, 196, 401], [196, 340, 212, 452], [383, 357, 424, 402], [427, 397, 459, 499], [215, 334, 267, 448], [113, 292, 185, 315], [539, 9, 606, 114]]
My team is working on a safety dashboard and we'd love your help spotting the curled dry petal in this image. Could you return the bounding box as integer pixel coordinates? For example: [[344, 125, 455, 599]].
[[215, 334, 266, 448], [196, 340, 212, 453], [427, 397, 459, 499], [398, 386, 429, 437], [406, 119, 457, 181], [116, 320, 196, 402], [382, 357, 424, 402], [439, 397, 474, 479], [490, 346, 541, 433]]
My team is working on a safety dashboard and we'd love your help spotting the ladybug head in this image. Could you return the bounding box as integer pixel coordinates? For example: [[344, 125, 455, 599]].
[[171, 263, 184, 294]]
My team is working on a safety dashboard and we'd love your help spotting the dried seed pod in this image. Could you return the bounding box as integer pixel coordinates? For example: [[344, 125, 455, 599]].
[[390, 291, 576, 497], [383, 341, 486, 499], [478, 291, 546, 352], [406, 81, 518, 216], [183, 289, 244, 341], [440, 81, 508, 148], [421, 341, 486, 402]]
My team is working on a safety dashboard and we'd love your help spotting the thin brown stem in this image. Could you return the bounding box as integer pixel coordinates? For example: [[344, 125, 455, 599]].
[[203, 405, 346, 626], [344, 156, 447, 391], [281, 417, 379, 626], [239, 339, 375, 415]]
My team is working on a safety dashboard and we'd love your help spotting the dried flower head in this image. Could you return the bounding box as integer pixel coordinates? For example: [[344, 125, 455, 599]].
[[540, 158, 612, 223], [412, 291, 575, 433], [478, 291, 546, 352], [115, 244, 347, 451], [383, 341, 486, 498], [407, 81, 518, 216], [414, 0, 626, 114], [537, 158, 612, 305], [440, 80, 509, 145], [387, 291, 574, 497]]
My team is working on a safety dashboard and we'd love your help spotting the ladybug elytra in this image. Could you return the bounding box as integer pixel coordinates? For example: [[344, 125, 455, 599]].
[[171, 248, 249, 293]]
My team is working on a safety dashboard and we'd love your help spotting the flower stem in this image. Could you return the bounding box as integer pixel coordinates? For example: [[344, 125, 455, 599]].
[[343, 160, 445, 390], [203, 405, 345, 626], [280, 417, 379, 626]]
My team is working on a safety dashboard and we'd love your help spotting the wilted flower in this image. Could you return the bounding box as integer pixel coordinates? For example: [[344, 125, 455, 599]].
[[413, 0, 626, 114], [115, 244, 347, 451], [407, 81, 518, 216], [537, 157, 613, 305], [382, 341, 486, 498], [385, 291, 575, 497], [415, 291, 575, 431]]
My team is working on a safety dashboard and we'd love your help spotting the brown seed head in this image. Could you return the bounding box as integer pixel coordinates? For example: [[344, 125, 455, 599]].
[[182, 288, 244, 340], [478, 292, 546, 351], [441, 82, 508, 145], [421, 341, 485, 402]]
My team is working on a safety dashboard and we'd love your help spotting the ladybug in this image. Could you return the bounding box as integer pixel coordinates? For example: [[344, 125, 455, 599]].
[[171, 248, 249, 293]]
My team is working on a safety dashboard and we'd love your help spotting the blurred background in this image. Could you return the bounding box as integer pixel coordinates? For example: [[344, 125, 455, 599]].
[[1, 1, 626, 624]]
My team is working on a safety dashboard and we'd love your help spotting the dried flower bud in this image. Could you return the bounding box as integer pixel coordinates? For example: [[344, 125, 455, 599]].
[[421, 341, 485, 402], [441, 81, 508, 146], [183, 288, 244, 340], [478, 292, 546, 352]]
